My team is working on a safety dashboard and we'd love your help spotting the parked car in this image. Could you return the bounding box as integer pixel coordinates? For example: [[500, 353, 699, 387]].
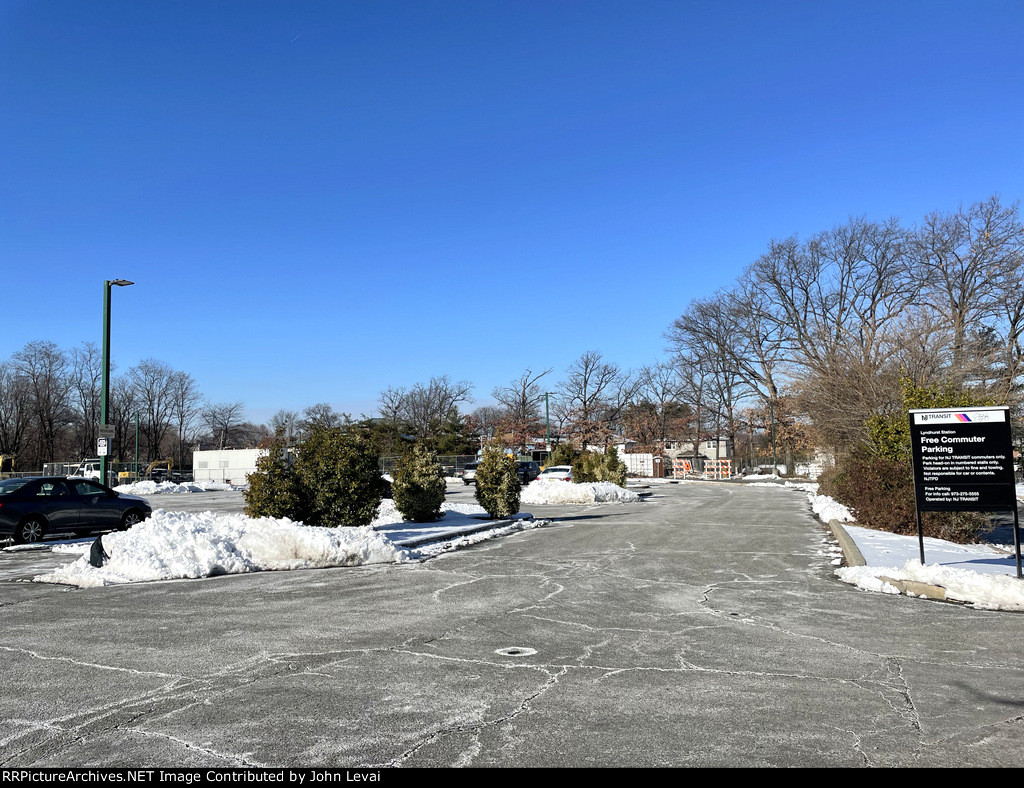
[[461, 462, 479, 485], [517, 461, 541, 484], [537, 465, 573, 482], [0, 476, 152, 544]]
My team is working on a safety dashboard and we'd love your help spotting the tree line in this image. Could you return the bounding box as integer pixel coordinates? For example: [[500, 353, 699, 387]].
[[0, 341, 265, 471], [665, 194, 1024, 467]]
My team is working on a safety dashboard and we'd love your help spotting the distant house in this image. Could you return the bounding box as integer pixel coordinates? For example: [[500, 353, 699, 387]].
[[591, 436, 733, 477]]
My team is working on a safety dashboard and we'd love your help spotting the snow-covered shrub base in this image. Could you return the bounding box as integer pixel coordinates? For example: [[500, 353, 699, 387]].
[[36, 510, 412, 588], [521, 480, 640, 505]]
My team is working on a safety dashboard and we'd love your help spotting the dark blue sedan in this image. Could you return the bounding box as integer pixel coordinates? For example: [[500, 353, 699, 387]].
[[0, 477, 152, 544]]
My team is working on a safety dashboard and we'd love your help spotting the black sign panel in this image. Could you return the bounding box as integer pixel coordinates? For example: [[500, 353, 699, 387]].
[[909, 407, 1016, 512]]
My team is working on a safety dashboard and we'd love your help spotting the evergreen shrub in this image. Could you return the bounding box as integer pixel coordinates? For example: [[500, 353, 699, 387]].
[[546, 442, 581, 469], [243, 427, 386, 527], [244, 439, 302, 520], [572, 447, 628, 486], [474, 445, 521, 519], [392, 443, 446, 522]]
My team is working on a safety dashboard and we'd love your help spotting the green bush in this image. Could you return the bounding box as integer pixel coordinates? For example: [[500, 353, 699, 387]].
[[474, 445, 521, 519], [820, 376, 997, 544], [244, 439, 302, 520], [866, 378, 994, 462], [243, 428, 387, 527], [545, 442, 581, 468], [392, 444, 446, 522], [572, 447, 628, 486], [818, 448, 991, 542]]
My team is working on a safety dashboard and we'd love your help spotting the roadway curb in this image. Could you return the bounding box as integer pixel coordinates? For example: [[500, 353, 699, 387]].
[[827, 519, 949, 601], [826, 519, 866, 567]]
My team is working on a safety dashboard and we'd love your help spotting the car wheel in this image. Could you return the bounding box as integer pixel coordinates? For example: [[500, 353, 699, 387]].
[[120, 510, 145, 531], [14, 517, 46, 544]]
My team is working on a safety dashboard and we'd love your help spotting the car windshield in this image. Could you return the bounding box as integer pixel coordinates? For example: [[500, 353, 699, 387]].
[[0, 478, 31, 495]]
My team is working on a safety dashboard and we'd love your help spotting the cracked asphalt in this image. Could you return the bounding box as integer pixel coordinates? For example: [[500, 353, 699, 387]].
[[3, 481, 1024, 767]]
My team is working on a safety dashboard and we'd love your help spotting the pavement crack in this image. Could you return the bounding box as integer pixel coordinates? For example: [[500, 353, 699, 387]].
[[383, 666, 569, 767]]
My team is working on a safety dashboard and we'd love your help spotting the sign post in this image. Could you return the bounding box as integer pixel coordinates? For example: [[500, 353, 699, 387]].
[[908, 406, 1020, 578]]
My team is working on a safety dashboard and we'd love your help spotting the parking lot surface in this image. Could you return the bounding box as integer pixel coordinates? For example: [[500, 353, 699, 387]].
[[3, 481, 1024, 767]]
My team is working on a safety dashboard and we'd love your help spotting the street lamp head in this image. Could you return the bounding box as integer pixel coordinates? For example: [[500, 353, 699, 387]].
[[110, 279, 134, 287]]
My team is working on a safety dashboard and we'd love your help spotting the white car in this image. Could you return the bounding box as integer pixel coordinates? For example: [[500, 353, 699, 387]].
[[461, 462, 480, 485], [537, 465, 573, 482]]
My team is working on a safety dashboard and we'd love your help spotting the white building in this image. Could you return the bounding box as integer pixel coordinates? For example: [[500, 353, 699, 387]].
[[192, 448, 265, 484]]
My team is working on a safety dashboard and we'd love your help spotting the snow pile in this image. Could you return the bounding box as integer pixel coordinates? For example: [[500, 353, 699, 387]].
[[521, 480, 641, 505], [35, 510, 412, 588], [113, 480, 240, 495], [811, 494, 854, 523], [113, 480, 205, 495], [838, 560, 1024, 611]]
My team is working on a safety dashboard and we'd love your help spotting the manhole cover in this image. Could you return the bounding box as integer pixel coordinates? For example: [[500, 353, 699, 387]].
[[495, 647, 537, 657]]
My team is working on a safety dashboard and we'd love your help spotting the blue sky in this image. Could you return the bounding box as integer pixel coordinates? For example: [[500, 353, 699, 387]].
[[2, 0, 1022, 424]]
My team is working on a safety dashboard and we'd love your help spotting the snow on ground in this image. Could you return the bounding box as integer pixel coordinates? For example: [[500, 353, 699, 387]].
[[835, 525, 1024, 611], [34, 497, 545, 589], [113, 480, 237, 495], [521, 480, 641, 505], [786, 481, 1024, 610], [627, 477, 678, 485]]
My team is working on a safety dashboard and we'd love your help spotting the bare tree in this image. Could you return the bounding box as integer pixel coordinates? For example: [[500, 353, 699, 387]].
[[128, 359, 176, 461], [378, 386, 407, 425], [468, 406, 505, 443], [11, 340, 72, 465], [492, 368, 552, 452], [267, 409, 301, 442], [913, 196, 1023, 385], [69, 342, 103, 459], [620, 363, 690, 450], [169, 370, 203, 467], [557, 351, 638, 448], [300, 402, 349, 435], [378, 376, 473, 439], [202, 401, 247, 449], [109, 374, 140, 464], [0, 362, 31, 463]]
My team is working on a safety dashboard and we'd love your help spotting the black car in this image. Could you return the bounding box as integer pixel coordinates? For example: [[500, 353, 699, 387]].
[[0, 476, 152, 544], [517, 461, 541, 484]]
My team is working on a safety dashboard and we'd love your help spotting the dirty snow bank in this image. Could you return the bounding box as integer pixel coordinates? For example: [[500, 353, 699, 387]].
[[521, 480, 640, 505], [36, 510, 413, 588]]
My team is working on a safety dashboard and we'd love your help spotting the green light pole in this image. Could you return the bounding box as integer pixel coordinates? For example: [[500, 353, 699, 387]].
[[134, 411, 140, 482], [100, 279, 134, 487], [545, 393, 550, 448]]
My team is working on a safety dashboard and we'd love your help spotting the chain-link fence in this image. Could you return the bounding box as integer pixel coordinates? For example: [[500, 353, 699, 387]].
[[380, 454, 479, 477]]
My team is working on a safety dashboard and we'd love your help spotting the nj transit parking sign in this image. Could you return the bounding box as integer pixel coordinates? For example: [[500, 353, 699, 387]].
[[909, 406, 1015, 512], [909, 405, 1021, 578]]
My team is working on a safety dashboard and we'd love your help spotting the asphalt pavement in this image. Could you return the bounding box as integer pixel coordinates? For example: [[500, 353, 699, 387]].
[[3, 481, 1024, 767]]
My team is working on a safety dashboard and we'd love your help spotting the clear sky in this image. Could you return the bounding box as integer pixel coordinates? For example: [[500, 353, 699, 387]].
[[2, 0, 1022, 424]]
